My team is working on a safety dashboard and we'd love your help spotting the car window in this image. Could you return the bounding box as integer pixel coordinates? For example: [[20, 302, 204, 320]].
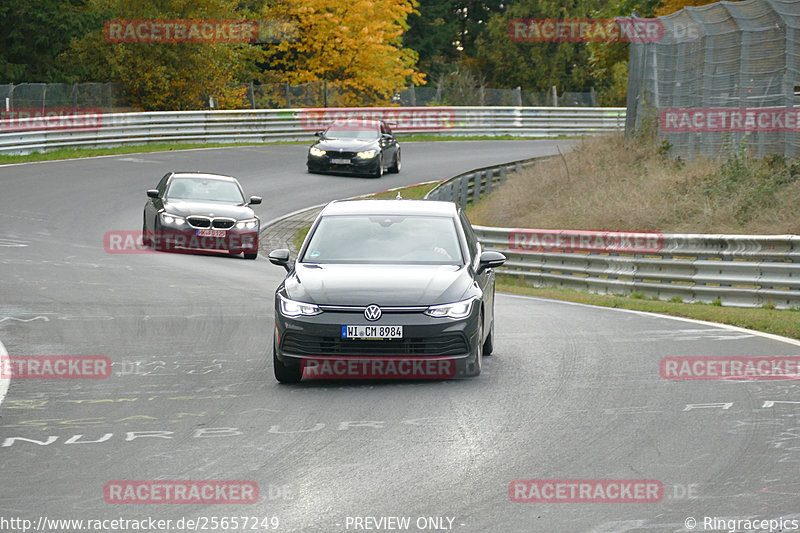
[[324, 124, 380, 141], [459, 210, 480, 263], [301, 214, 464, 265], [165, 178, 245, 203], [156, 173, 171, 196]]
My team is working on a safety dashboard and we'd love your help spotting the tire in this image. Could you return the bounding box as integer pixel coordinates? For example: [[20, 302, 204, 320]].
[[273, 342, 302, 384], [141, 217, 150, 246], [483, 317, 494, 355], [373, 155, 384, 178], [388, 149, 401, 173], [467, 315, 483, 377], [243, 251, 258, 260]]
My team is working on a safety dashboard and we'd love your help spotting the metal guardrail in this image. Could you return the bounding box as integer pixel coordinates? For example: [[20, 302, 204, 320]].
[[426, 155, 800, 309], [0, 106, 625, 155]]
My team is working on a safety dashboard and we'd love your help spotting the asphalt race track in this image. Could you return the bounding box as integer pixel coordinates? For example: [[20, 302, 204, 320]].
[[2, 140, 800, 533]]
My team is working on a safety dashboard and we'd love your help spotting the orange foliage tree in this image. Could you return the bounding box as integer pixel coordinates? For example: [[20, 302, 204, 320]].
[[260, 0, 425, 106], [655, 0, 741, 16]]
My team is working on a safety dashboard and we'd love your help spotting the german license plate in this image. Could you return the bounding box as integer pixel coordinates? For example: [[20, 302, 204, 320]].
[[197, 230, 226, 237], [330, 158, 350, 165], [342, 325, 403, 339]]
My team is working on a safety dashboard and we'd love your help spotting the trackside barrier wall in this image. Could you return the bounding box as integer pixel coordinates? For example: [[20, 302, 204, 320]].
[[0, 107, 625, 155], [426, 157, 800, 309]]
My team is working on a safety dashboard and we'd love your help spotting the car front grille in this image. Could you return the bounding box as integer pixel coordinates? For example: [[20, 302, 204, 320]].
[[186, 216, 236, 230], [328, 151, 356, 160], [281, 332, 469, 356], [212, 218, 235, 229]]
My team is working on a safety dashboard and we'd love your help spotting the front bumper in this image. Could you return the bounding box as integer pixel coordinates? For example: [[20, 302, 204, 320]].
[[152, 229, 259, 253], [307, 154, 380, 175], [274, 306, 482, 379]]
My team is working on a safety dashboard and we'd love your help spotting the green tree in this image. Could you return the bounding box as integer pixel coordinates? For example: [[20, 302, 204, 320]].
[[0, 0, 101, 82], [68, 0, 264, 110]]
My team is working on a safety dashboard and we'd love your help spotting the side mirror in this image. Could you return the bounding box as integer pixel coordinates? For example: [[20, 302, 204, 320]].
[[249, 196, 262, 205], [269, 249, 291, 272], [476, 250, 506, 275], [381, 133, 393, 143], [314, 131, 324, 137], [147, 189, 159, 199]]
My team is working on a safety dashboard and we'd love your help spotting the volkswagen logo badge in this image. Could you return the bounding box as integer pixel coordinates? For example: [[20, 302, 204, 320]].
[[364, 304, 382, 321]]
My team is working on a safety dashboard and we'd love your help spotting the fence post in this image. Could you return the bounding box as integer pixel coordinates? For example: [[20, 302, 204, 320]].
[[551, 86, 558, 106], [514, 86, 522, 106], [408, 84, 416, 106]]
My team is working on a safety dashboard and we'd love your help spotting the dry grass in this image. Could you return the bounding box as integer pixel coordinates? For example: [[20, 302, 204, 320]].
[[467, 133, 800, 234]]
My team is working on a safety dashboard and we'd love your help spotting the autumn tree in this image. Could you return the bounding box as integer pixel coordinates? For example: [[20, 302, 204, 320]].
[[260, 0, 425, 106], [655, 0, 732, 16], [68, 0, 264, 110]]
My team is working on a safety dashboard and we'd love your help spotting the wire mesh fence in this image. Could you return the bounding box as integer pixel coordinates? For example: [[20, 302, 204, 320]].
[[626, 0, 800, 160], [0, 82, 135, 112]]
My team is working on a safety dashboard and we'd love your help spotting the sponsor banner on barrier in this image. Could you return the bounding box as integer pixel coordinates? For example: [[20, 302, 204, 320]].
[[104, 480, 258, 504], [661, 356, 800, 380], [509, 479, 663, 503], [508, 229, 664, 253], [1, 356, 111, 379], [298, 107, 457, 132], [301, 357, 457, 380], [104, 230, 257, 254], [103, 19, 293, 44], [509, 18, 664, 43], [659, 107, 800, 132], [0, 108, 103, 132]]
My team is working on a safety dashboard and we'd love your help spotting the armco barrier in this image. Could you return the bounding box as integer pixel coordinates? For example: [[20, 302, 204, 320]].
[[0, 106, 625, 155], [425, 157, 800, 309]]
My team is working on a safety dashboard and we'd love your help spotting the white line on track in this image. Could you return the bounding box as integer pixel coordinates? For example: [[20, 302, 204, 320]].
[[501, 292, 800, 348], [0, 339, 9, 408]]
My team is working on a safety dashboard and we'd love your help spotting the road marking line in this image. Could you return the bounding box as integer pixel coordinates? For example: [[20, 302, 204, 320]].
[[501, 292, 800, 348], [0, 339, 9, 408]]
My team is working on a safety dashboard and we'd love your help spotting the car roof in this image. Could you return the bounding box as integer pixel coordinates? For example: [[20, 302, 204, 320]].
[[170, 172, 239, 183], [319, 199, 458, 217], [327, 120, 381, 129]]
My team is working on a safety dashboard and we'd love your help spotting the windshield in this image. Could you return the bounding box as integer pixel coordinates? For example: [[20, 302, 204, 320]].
[[301, 214, 464, 265], [166, 178, 245, 203], [323, 126, 380, 141]]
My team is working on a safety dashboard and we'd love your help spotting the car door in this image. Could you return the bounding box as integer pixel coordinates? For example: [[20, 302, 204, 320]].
[[460, 209, 495, 329], [379, 121, 397, 163], [145, 173, 170, 232]]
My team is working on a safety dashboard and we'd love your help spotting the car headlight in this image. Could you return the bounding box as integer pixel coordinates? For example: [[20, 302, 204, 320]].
[[309, 147, 326, 157], [160, 212, 185, 225], [279, 294, 322, 317], [356, 150, 378, 159], [235, 218, 259, 230], [424, 298, 475, 319]]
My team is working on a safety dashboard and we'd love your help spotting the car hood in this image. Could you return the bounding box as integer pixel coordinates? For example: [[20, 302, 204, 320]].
[[162, 200, 255, 220], [284, 264, 472, 307], [314, 138, 379, 152]]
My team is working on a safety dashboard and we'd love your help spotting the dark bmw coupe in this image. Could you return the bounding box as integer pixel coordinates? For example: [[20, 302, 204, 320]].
[[306, 119, 400, 178], [142, 172, 262, 259], [268, 199, 506, 383]]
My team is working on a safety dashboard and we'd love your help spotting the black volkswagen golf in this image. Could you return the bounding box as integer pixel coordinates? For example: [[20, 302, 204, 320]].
[[306, 119, 400, 178], [268, 199, 505, 383]]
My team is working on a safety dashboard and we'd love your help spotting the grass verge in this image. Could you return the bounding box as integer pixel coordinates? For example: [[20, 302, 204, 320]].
[[497, 277, 800, 341], [0, 135, 550, 166]]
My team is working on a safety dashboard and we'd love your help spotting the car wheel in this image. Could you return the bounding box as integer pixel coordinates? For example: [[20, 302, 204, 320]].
[[388, 149, 401, 173], [467, 314, 483, 377], [243, 251, 258, 260], [373, 155, 384, 178], [273, 342, 302, 384], [483, 318, 494, 355], [141, 217, 150, 246]]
